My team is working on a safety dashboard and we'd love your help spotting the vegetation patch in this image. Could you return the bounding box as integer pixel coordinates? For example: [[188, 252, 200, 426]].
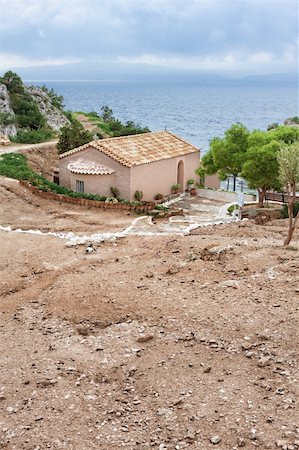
[[0, 153, 34, 180]]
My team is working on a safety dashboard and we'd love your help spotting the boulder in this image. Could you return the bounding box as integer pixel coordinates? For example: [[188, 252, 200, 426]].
[[0, 84, 17, 137]]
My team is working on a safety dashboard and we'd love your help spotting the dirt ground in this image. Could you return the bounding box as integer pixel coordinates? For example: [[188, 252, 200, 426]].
[[0, 176, 298, 450]]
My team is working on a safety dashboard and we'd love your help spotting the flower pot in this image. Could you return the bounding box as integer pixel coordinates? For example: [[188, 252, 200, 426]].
[[190, 188, 197, 196]]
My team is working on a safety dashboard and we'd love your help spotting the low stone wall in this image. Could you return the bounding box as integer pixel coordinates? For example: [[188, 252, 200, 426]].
[[19, 180, 155, 213], [196, 188, 256, 203]]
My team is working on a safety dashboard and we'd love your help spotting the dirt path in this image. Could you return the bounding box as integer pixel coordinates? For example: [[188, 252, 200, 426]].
[[0, 139, 58, 155]]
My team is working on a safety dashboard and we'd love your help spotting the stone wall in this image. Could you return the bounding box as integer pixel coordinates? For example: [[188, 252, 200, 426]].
[[197, 188, 256, 203]]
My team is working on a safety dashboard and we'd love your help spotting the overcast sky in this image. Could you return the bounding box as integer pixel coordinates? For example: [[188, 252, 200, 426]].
[[0, 0, 298, 77]]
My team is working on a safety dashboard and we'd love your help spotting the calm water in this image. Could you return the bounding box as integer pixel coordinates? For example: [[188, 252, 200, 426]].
[[34, 79, 298, 153]]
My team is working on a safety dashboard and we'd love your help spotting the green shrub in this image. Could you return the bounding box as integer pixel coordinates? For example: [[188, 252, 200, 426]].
[[171, 183, 180, 192], [155, 204, 169, 211], [281, 201, 299, 219], [0, 111, 16, 126], [227, 204, 239, 215], [134, 190, 143, 201], [110, 186, 120, 198], [11, 129, 54, 144], [10, 92, 46, 130], [155, 193, 163, 200], [0, 153, 34, 179]]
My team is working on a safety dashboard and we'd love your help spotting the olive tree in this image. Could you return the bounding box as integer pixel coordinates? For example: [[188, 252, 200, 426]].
[[277, 142, 299, 245]]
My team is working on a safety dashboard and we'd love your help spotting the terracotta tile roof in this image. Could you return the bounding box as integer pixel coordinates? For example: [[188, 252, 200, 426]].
[[67, 159, 115, 175], [59, 131, 199, 167]]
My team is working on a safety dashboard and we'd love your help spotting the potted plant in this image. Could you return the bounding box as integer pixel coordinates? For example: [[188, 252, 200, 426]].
[[171, 183, 181, 194], [190, 186, 197, 196], [187, 178, 195, 189]]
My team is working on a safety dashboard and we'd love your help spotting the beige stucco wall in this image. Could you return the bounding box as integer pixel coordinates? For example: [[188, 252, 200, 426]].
[[69, 172, 116, 197], [59, 146, 131, 199], [59, 147, 200, 201], [130, 152, 200, 201]]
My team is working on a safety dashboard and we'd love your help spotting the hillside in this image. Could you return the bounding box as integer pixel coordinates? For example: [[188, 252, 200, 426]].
[[0, 71, 69, 142]]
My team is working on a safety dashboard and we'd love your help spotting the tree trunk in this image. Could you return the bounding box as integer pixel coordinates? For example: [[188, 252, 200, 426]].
[[283, 187, 298, 246], [258, 188, 266, 208]]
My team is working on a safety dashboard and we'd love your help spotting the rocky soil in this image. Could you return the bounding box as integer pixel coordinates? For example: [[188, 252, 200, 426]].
[[0, 176, 298, 450]]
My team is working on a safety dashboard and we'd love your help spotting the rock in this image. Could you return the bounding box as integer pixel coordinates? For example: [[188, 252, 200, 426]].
[[258, 357, 272, 367], [201, 245, 233, 261], [166, 266, 180, 275], [276, 440, 288, 448], [203, 366, 212, 373], [85, 244, 95, 254], [145, 272, 154, 278], [185, 428, 196, 441], [219, 279, 240, 288], [237, 437, 246, 447], [0, 84, 17, 137], [157, 408, 172, 416], [241, 342, 252, 350], [284, 117, 299, 128], [211, 435, 221, 444], [136, 334, 154, 343]]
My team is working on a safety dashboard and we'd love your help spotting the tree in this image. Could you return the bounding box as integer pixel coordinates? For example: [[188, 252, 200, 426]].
[[277, 142, 299, 246], [241, 138, 281, 207], [101, 105, 114, 123], [57, 121, 93, 154], [203, 123, 250, 191], [0, 71, 24, 94]]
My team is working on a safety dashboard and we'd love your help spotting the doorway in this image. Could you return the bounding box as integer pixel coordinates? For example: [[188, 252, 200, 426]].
[[177, 160, 184, 192]]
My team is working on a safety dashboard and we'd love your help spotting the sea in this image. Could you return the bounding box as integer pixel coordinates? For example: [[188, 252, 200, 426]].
[[33, 79, 298, 154]]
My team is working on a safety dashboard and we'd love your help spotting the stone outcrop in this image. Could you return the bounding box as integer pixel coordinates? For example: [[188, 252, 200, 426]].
[[25, 86, 69, 132], [0, 83, 69, 138], [284, 117, 299, 128], [0, 84, 17, 137]]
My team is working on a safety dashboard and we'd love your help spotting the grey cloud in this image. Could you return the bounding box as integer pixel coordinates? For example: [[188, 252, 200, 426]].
[[0, 0, 297, 74]]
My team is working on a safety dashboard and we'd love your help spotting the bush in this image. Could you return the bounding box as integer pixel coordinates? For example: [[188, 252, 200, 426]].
[[134, 190, 143, 201], [155, 204, 169, 211], [10, 92, 46, 130], [281, 201, 299, 219], [0, 111, 16, 126], [110, 186, 120, 198], [155, 193, 163, 200], [171, 183, 180, 193], [11, 129, 54, 144], [187, 178, 195, 185]]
